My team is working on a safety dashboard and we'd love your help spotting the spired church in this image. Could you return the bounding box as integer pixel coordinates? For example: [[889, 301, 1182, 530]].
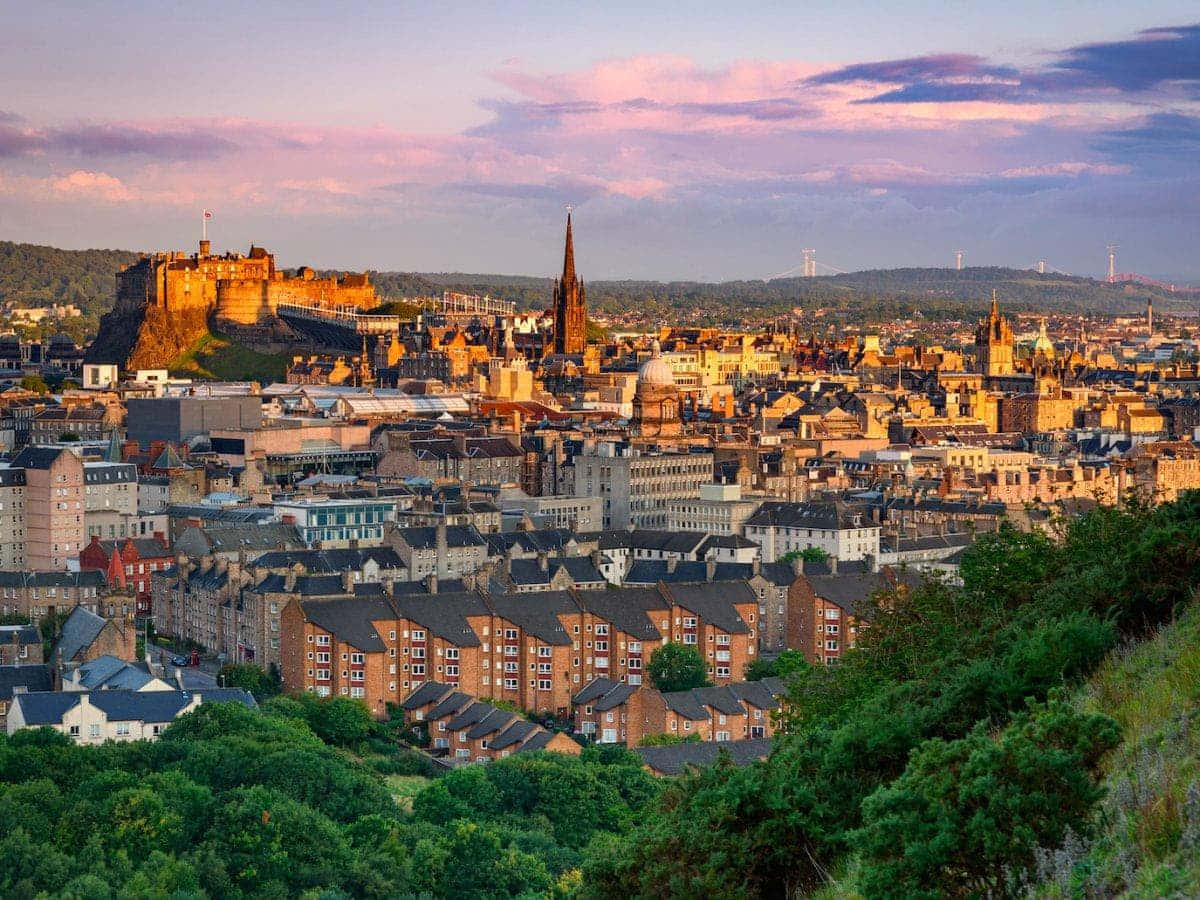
[[552, 213, 588, 356]]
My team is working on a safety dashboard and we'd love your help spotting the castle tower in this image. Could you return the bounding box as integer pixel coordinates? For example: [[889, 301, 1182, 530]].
[[552, 213, 587, 356], [975, 290, 1015, 377]]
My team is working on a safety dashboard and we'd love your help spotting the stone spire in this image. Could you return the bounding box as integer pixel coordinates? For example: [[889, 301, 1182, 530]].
[[562, 212, 576, 284]]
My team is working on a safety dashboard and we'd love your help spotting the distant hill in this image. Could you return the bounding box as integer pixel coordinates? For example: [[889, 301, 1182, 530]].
[[1, 240, 1188, 333], [0, 240, 139, 316], [371, 266, 1188, 323]]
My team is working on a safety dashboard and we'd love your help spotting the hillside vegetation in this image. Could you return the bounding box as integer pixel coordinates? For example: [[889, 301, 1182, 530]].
[[0, 241, 137, 316], [581, 494, 1200, 897], [0, 497, 1196, 897]]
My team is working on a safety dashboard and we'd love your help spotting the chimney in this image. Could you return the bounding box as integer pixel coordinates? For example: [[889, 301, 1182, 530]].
[[751, 557, 761, 577], [706, 558, 717, 582], [435, 522, 448, 579], [175, 667, 185, 691], [341, 570, 355, 593], [538, 552, 548, 573], [666, 557, 677, 574], [425, 573, 438, 595], [865, 553, 877, 573], [828, 555, 838, 575]]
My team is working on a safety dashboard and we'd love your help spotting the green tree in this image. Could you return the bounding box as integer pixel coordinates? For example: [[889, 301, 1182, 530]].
[[217, 662, 281, 699], [19, 374, 48, 394], [855, 703, 1120, 896], [646, 643, 711, 693]]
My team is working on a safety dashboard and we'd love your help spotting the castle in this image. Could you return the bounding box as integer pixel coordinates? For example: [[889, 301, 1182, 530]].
[[87, 241, 377, 370]]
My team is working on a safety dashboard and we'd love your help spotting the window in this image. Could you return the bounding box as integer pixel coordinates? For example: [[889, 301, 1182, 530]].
[[89, 724, 101, 738], [504, 629, 518, 640], [115, 723, 131, 736], [350, 652, 364, 664], [683, 634, 697, 645], [412, 630, 426, 641], [537, 679, 551, 691], [537, 646, 552, 658], [350, 687, 364, 699], [445, 665, 459, 677], [69, 725, 80, 738], [445, 648, 459, 660], [316, 652, 329, 663], [595, 624, 608, 635], [316, 634, 330, 646], [411, 664, 425, 676], [504, 678, 518, 690], [825, 640, 839, 651], [683, 617, 697, 628]]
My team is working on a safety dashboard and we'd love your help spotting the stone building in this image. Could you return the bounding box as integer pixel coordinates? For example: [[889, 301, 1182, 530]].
[[552, 213, 587, 356], [632, 340, 682, 437], [975, 293, 1015, 377], [572, 441, 714, 529]]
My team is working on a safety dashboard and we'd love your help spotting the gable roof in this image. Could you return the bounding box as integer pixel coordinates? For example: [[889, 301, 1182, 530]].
[[0, 664, 53, 701], [299, 597, 391, 652], [488, 591, 578, 645], [663, 582, 754, 634], [52, 606, 109, 664], [577, 588, 668, 641], [400, 681, 454, 710]]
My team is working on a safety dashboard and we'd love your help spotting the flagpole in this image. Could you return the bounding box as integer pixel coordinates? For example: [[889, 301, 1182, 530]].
[[202, 209, 207, 242]]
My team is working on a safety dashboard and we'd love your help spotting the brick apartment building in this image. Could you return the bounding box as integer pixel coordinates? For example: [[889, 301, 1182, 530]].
[[278, 580, 760, 718], [80, 535, 173, 617], [572, 676, 785, 746], [400, 682, 580, 763], [787, 564, 923, 665]]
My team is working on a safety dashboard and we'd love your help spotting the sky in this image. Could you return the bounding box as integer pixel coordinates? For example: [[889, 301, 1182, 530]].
[[0, 1, 1198, 282]]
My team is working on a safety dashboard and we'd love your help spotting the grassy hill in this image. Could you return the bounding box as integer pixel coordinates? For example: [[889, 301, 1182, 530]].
[[1028, 605, 1200, 896], [168, 331, 291, 383]]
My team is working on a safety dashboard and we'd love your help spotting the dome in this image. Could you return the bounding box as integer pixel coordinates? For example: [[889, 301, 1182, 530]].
[[637, 339, 675, 388]]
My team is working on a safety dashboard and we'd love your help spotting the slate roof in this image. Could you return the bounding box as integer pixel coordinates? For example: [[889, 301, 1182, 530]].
[[75, 655, 157, 691], [485, 529, 577, 556], [9, 446, 73, 470], [426, 691, 474, 720], [0, 571, 106, 589], [52, 606, 108, 664], [490, 719, 538, 750], [662, 690, 712, 721], [400, 681, 454, 710], [0, 664, 53, 701], [744, 500, 871, 531], [392, 592, 488, 646], [0, 624, 40, 646], [300, 597, 392, 651], [577, 588, 668, 641], [635, 738, 773, 775], [573, 676, 621, 705], [662, 582, 754, 634], [390, 578, 467, 596], [466, 707, 519, 739], [13, 688, 255, 726], [806, 569, 925, 619], [446, 701, 493, 732], [251, 547, 406, 573], [487, 591, 578, 645], [518, 731, 556, 752], [393, 525, 487, 550]]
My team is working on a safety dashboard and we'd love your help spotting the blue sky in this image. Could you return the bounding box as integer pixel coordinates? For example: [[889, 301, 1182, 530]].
[[1, 1, 1197, 281]]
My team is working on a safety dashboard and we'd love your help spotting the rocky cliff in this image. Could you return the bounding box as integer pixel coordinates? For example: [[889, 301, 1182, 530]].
[[85, 303, 212, 370]]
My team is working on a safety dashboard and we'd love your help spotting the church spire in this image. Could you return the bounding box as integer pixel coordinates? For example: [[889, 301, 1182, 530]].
[[562, 212, 576, 283], [990, 289, 999, 317]]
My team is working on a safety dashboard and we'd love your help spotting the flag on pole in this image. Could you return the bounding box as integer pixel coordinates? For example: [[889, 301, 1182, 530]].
[[203, 210, 212, 219]]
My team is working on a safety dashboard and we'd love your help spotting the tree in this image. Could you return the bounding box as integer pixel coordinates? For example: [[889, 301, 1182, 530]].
[[744, 649, 809, 681], [855, 703, 1120, 896], [19, 375, 48, 394], [646, 644, 710, 693], [58, 431, 80, 442], [217, 663, 281, 699]]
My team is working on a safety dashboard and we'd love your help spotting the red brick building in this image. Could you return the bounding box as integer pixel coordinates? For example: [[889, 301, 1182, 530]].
[[572, 677, 784, 747], [80, 535, 172, 617]]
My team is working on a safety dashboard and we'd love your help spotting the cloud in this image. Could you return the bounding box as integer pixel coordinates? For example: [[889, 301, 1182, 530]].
[[50, 170, 137, 202], [49, 123, 239, 160], [807, 22, 1200, 104]]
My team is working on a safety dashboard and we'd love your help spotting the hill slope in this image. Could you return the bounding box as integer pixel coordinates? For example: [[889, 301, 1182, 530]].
[[0, 241, 138, 315]]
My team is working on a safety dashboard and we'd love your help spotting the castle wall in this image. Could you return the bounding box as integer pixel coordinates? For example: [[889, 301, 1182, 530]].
[[90, 245, 377, 368]]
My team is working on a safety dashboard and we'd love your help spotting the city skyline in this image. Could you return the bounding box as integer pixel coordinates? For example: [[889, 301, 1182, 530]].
[[0, 3, 1197, 281]]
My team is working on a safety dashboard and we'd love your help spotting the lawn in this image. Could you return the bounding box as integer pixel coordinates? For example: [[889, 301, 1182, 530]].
[[385, 774, 431, 812], [169, 330, 291, 383]]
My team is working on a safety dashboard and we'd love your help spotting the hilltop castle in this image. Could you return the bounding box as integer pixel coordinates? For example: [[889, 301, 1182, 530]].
[[87, 241, 377, 370]]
